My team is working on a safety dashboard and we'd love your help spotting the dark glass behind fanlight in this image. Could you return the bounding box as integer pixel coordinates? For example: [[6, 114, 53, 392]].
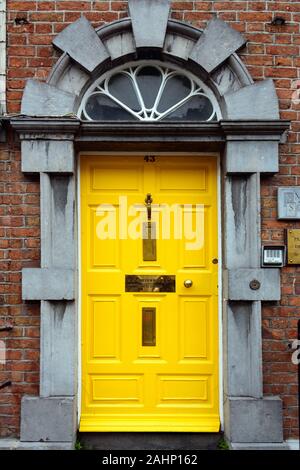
[[108, 74, 140, 112], [85, 94, 135, 120], [157, 75, 191, 113], [164, 95, 216, 121], [136, 66, 162, 109]]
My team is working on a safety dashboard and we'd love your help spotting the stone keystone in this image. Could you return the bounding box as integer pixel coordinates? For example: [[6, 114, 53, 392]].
[[129, 0, 171, 49]]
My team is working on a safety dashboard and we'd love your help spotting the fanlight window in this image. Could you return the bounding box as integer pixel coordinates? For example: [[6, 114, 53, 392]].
[[79, 62, 219, 122]]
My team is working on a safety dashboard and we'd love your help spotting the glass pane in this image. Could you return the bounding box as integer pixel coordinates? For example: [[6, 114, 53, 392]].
[[136, 66, 162, 109], [142, 307, 156, 346], [108, 73, 140, 111], [85, 94, 136, 120], [157, 74, 191, 113], [164, 95, 215, 121]]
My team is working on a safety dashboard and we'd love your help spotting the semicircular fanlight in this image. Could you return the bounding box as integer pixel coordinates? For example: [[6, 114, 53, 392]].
[[80, 63, 218, 122]]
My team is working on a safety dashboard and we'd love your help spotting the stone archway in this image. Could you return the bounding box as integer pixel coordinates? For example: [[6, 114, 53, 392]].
[[12, 0, 289, 449]]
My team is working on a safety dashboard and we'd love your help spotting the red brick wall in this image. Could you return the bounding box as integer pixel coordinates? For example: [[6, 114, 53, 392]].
[[0, 0, 299, 439], [0, 134, 40, 437]]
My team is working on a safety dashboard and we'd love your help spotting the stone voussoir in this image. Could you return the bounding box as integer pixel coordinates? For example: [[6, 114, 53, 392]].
[[224, 79, 280, 120], [21, 80, 77, 117], [52, 16, 110, 74], [189, 17, 246, 74]]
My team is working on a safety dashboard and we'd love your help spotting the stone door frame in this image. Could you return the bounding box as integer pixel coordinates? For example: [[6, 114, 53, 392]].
[[9, 0, 289, 448]]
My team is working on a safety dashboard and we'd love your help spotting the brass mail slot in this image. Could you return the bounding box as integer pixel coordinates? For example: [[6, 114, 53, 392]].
[[142, 221, 157, 261], [125, 275, 176, 292], [142, 307, 156, 346]]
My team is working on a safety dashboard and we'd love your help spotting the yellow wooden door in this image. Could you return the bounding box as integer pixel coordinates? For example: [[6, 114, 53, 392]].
[[80, 155, 219, 432]]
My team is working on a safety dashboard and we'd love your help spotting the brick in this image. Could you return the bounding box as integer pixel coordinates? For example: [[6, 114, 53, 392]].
[[171, 2, 194, 10], [239, 12, 273, 21], [8, 1, 37, 10], [56, 1, 91, 10], [265, 67, 297, 78], [37, 1, 56, 10], [8, 46, 35, 56], [266, 45, 299, 55], [29, 12, 64, 22], [213, 2, 247, 11], [35, 23, 52, 34], [29, 34, 53, 45], [97, 2, 111, 11], [8, 35, 27, 45]]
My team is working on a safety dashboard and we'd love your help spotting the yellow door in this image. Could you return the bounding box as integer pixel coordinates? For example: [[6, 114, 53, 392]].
[[80, 155, 219, 432]]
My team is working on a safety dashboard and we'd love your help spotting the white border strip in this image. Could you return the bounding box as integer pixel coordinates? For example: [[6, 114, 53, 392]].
[[217, 153, 224, 431], [286, 439, 299, 450], [77, 156, 82, 425], [0, 1, 6, 114]]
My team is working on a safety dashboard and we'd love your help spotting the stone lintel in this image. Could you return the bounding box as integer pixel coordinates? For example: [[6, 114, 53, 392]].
[[10, 118, 289, 142]]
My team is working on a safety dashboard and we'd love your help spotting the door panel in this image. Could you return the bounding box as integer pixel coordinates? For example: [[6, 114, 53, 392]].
[[80, 155, 219, 432]]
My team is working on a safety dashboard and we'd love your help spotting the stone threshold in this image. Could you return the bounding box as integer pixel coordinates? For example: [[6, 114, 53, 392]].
[[0, 438, 73, 450], [230, 442, 289, 450]]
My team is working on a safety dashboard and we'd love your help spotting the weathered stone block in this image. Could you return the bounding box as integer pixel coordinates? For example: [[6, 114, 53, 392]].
[[224, 79, 279, 120], [53, 16, 109, 73], [225, 141, 279, 174], [129, 0, 170, 49], [52, 63, 89, 97], [20, 396, 76, 443], [225, 302, 262, 398], [22, 140, 74, 173], [224, 174, 261, 269], [22, 268, 75, 301], [189, 18, 246, 73], [228, 268, 280, 301], [41, 174, 75, 269], [0, 439, 74, 450], [40, 301, 77, 397], [21, 80, 76, 117], [224, 397, 283, 443], [104, 32, 136, 61]]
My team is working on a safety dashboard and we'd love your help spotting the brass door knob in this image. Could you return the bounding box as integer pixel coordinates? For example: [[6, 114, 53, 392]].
[[184, 279, 193, 288]]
